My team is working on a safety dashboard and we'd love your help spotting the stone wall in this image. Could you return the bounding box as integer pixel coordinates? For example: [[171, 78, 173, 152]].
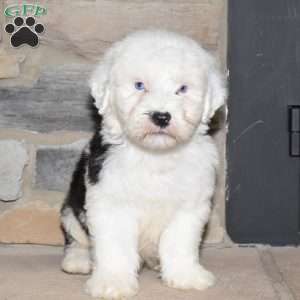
[[0, 0, 227, 245]]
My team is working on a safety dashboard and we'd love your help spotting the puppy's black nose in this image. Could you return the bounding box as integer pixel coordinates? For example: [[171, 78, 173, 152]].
[[151, 112, 171, 128]]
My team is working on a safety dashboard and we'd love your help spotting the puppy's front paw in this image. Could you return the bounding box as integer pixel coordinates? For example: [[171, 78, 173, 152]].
[[85, 274, 138, 299], [162, 265, 215, 291]]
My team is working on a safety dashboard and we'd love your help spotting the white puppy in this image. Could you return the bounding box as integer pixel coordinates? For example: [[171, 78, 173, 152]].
[[61, 30, 226, 299]]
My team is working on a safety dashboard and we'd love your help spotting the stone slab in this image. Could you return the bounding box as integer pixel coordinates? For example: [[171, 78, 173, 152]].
[[0, 202, 63, 245], [0, 65, 95, 132], [271, 247, 300, 299], [35, 139, 88, 192], [0, 245, 277, 300], [0, 140, 28, 201], [0, 51, 23, 79], [41, 0, 224, 60]]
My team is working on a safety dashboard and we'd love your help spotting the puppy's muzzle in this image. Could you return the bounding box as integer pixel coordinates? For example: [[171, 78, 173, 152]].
[[150, 111, 171, 128]]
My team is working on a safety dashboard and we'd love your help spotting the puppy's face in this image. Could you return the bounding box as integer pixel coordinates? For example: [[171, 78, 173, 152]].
[[90, 31, 226, 151], [111, 47, 208, 150]]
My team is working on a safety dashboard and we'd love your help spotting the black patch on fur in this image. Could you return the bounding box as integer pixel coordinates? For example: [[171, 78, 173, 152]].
[[87, 130, 110, 184], [86, 95, 111, 184], [61, 116, 111, 241], [207, 105, 226, 136], [61, 151, 89, 234]]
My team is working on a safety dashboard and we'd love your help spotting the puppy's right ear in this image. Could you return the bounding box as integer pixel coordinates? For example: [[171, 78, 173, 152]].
[[89, 51, 114, 114], [201, 63, 227, 124]]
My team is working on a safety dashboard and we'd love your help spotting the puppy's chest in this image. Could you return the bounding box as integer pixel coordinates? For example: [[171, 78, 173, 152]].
[[100, 144, 205, 207]]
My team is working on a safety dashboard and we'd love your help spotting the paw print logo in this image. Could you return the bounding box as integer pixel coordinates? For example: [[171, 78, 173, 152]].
[[5, 16, 44, 48]]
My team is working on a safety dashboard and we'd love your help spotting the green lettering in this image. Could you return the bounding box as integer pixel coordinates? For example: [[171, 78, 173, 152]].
[[22, 4, 35, 16], [34, 6, 47, 17], [4, 5, 19, 17]]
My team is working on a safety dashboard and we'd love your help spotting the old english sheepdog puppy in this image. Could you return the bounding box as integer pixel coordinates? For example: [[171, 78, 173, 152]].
[[61, 30, 226, 299]]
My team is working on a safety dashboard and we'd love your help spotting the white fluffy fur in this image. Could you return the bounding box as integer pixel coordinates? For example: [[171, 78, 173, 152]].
[[69, 30, 226, 299]]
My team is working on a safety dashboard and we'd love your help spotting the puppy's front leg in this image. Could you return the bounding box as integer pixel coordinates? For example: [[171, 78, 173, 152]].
[[159, 206, 215, 290], [86, 208, 139, 299]]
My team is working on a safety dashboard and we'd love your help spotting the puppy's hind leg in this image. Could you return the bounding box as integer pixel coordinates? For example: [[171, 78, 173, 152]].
[[61, 207, 91, 274], [62, 242, 91, 275]]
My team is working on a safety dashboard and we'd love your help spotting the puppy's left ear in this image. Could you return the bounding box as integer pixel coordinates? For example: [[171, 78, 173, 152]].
[[202, 65, 227, 124]]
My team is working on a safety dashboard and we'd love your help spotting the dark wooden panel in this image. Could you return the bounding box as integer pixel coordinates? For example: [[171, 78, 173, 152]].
[[227, 0, 300, 245]]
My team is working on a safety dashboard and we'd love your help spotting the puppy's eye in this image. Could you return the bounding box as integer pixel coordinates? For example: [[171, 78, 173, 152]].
[[134, 82, 145, 91], [176, 85, 188, 95]]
